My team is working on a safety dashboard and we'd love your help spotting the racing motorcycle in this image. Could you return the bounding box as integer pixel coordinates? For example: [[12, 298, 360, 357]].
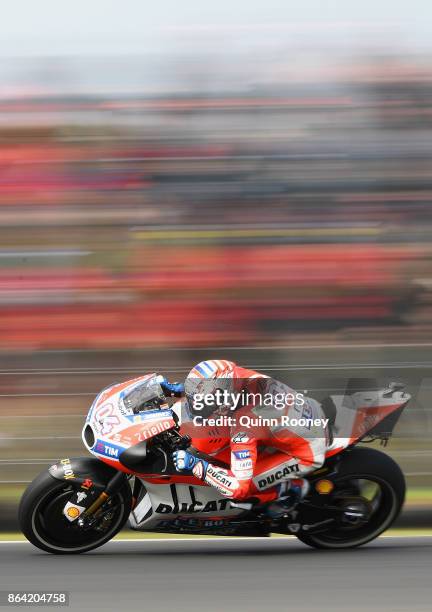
[[19, 373, 409, 553]]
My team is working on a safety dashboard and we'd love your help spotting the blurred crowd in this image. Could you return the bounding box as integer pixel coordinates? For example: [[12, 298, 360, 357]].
[[1, 52, 432, 350], [2, 49, 432, 528]]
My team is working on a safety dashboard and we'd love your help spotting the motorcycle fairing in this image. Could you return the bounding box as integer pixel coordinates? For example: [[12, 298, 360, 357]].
[[129, 479, 243, 531], [325, 387, 410, 457], [83, 374, 175, 470]]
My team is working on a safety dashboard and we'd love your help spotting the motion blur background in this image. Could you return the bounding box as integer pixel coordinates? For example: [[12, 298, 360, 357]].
[[1, 0, 432, 530]]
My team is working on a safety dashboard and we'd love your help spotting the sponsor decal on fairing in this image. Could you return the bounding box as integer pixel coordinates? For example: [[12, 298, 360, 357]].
[[155, 498, 231, 514], [59, 458, 75, 480], [93, 439, 125, 460], [256, 463, 300, 489]]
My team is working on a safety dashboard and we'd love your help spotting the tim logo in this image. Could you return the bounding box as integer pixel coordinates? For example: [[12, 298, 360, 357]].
[[95, 440, 121, 458], [233, 450, 251, 460]]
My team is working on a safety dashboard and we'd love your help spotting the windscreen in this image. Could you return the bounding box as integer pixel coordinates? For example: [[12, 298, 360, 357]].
[[122, 376, 166, 413]]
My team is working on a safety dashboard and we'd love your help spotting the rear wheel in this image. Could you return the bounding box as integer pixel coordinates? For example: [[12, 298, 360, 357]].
[[296, 447, 405, 549], [19, 471, 132, 554]]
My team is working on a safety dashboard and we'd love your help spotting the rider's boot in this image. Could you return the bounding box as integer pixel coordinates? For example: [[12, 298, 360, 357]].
[[229, 500, 255, 511], [265, 478, 310, 519]]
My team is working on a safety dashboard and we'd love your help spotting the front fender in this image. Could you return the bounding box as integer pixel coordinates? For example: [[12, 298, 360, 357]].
[[49, 456, 127, 492]]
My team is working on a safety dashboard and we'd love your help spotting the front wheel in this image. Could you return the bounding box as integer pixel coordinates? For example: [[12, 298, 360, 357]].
[[296, 447, 405, 549], [19, 471, 132, 554]]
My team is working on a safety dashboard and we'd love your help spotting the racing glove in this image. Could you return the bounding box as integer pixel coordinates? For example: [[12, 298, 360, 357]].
[[160, 378, 185, 397], [172, 449, 209, 480]]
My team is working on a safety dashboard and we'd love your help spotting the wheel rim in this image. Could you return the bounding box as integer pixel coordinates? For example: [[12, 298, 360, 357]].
[[31, 482, 127, 552], [306, 475, 399, 547]]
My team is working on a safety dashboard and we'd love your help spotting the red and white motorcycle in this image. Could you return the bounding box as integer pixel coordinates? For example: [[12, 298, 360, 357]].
[[19, 373, 409, 553]]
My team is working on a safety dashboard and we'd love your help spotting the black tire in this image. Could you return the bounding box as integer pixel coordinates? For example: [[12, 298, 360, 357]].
[[296, 447, 405, 549], [19, 470, 132, 554]]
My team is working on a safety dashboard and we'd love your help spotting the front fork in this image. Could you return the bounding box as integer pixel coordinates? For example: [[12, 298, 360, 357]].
[[82, 472, 128, 518]]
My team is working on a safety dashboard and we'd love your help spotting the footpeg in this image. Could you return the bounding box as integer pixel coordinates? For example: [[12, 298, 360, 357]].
[[230, 501, 254, 511], [302, 518, 334, 532]]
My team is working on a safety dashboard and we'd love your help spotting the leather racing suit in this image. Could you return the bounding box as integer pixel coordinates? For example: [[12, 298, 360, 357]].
[[162, 360, 329, 508]]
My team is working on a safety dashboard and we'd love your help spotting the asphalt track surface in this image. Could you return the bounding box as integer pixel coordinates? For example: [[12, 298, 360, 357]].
[[0, 537, 431, 612]]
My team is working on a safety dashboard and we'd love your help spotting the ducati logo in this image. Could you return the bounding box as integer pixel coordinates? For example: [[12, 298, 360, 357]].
[[155, 499, 230, 514], [257, 464, 300, 489]]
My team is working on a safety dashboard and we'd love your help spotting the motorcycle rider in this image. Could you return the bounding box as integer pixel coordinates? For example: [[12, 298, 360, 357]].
[[161, 360, 328, 517]]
